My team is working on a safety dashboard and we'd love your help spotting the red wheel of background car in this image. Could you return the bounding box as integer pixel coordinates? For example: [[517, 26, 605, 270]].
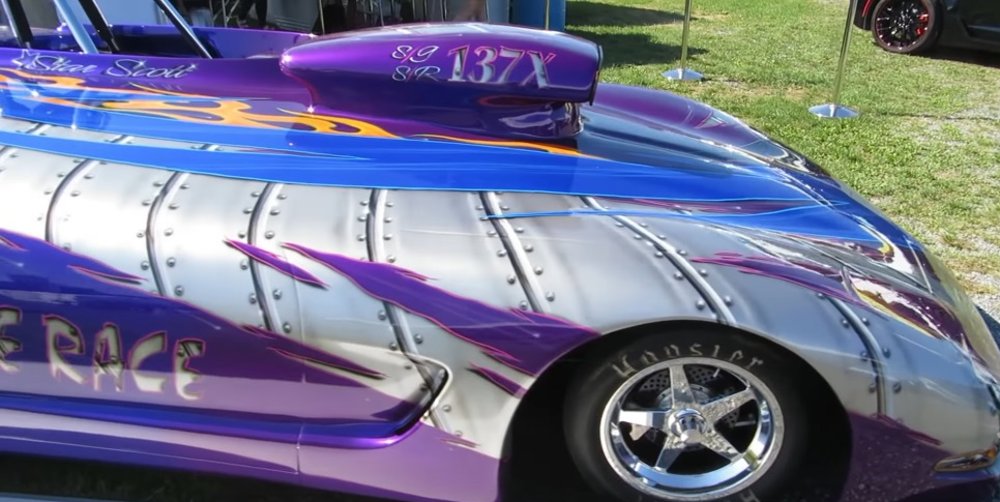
[[871, 0, 940, 53]]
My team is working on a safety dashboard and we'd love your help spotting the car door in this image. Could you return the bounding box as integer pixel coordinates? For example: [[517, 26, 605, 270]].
[[957, 0, 1000, 43]]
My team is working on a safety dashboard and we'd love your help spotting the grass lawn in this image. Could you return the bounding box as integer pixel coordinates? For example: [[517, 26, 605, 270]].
[[2, 1, 999, 501], [569, 0, 1000, 317]]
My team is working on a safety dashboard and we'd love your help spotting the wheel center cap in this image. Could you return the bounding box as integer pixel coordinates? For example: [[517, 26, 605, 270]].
[[668, 409, 707, 445]]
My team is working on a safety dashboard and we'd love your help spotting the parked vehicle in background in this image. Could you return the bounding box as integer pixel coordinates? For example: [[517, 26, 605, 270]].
[[854, 0, 1000, 53]]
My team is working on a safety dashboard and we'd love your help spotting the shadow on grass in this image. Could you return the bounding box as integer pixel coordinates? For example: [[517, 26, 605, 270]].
[[568, 1, 685, 26], [568, 29, 707, 66], [917, 46, 1000, 69]]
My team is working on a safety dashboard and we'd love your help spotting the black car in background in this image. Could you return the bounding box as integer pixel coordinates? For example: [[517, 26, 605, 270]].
[[854, 0, 1000, 54]]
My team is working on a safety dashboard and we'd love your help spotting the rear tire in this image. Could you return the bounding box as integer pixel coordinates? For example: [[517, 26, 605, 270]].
[[871, 0, 941, 54], [564, 329, 808, 502]]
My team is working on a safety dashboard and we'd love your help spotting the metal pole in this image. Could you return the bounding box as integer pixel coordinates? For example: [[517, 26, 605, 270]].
[[318, 0, 327, 33], [662, 0, 702, 81], [809, 0, 860, 118], [53, 0, 100, 54], [544, 0, 550, 29]]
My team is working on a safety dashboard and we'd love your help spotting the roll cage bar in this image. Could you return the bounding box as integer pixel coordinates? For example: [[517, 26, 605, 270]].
[[0, 0, 214, 58]]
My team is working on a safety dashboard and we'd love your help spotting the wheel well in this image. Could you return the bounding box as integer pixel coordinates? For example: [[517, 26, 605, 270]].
[[501, 321, 852, 501]]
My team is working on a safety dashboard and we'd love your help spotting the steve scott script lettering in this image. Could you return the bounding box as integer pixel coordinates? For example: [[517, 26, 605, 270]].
[[13, 50, 197, 79]]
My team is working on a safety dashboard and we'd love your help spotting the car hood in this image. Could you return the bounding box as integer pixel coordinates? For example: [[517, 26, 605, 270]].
[[581, 84, 1000, 377]]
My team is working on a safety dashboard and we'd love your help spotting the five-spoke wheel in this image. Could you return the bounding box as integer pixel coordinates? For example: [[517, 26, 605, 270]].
[[565, 329, 808, 502], [872, 0, 940, 54]]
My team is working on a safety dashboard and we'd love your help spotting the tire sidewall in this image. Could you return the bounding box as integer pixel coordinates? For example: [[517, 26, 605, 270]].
[[564, 329, 809, 502]]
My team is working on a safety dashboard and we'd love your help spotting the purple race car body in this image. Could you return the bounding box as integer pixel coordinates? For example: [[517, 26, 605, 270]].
[[0, 1, 998, 501]]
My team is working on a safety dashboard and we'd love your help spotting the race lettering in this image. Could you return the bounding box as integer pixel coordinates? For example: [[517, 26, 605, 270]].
[[130, 332, 168, 393], [44, 315, 86, 384], [0, 308, 22, 373], [173, 339, 205, 401], [92, 324, 125, 392]]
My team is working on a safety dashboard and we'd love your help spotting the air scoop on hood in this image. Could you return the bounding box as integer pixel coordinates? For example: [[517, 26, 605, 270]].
[[279, 23, 601, 139]]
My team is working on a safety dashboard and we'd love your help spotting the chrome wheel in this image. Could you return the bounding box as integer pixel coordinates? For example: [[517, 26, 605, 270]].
[[599, 357, 784, 501]]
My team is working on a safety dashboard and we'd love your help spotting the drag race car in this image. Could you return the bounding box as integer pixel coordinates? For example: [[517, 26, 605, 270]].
[[0, 1, 999, 501], [854, 0, 1000, 54]]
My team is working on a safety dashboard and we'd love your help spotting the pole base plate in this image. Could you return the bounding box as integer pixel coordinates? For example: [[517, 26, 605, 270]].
[[662, 68, 703, 81], [808, 103, 859, 119]]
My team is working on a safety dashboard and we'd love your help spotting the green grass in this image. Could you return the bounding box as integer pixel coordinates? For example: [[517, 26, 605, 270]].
[[569, 0, 1000, 312]]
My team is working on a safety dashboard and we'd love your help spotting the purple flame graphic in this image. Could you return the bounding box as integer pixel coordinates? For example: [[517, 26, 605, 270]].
[[226, 239, 326, 288]]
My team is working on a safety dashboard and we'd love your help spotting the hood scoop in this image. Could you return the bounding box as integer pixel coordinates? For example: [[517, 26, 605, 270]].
[[279, 23, 601, 140]]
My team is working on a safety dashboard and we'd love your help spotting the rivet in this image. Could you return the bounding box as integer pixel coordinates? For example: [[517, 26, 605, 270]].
[[240, 259, 249, 270], [614, 222, 624, 227], [545, 292, 556, 302], [389, 342, 399, 351], [273, 289, 283, 300], [360, 200, 369, 206], [518, 301, 529, 310], [70, 190, 80, 197], [168, 203, 179, 210], [506, 275, 516, 284], [654, 251, 665, 258], [237, 231, 247, 239], [153, 181, 164, 187], [377, 311, 387, 321], [639, 222, 648, 228], [487, 230, 497, 237], [414, 334, 424, 344], [695, 300, 706, 310], [677, 250, 688, 256], [140, 261, 150, 270], [83, 173, 94, 179], [673, 272, 684, 280], [860, 350, 869, 360], [62, 244, 71, 251], [816, 292, 826, 299], [251, 191, 261, 197], [882, 347, 891, 357], [861, 317, 870, 325], [475, 205, 484, 210], [514, 227, 525, 234], [534, 267, 543, 275], [277, 194, 287, 200], [243, 207, 253, 214], [166, 257, 176, 267], [479, 216, 489, 221], [633, 234, 643, 240], [136, 232, 144, 238], [357, 234, 366, 242], [164, 228, 174, 236], [56, 172, 65, 178], [387, 255, 397, 263], [249, 293, 257, 304], [893, 382, 902, 394], [841, 319, 850, 327], [868, 381, 877, 393], [384, 234, 393, 241], [265, 231, 275, 239], [180, 183, 189, 190], [357, 215, 367, 222], [455, 430, 463, 437], [442, 404, 452, 412], [174, 286, 184, 296], [386, 202, 394, 208], [270, 208, 280, 216], [142, 200, 152, 206], [657, 234, 666, 239], [404, 364, 413, 370], [723, 296, 733, 305], [698, 269, 708, 277], [523, 244, 534, 252], [282, 323, 292, 333], [500, 205, 510, 211], [497, 250, 508, 257], [384, 217, 393, 223]]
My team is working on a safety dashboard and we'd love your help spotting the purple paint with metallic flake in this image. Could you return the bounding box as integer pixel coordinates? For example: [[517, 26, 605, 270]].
[[470, 365, 527, 398], [285, 242, 599, 376]]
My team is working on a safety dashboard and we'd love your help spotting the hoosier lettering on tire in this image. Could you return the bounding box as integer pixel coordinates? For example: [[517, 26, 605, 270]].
[[563, 329, 809, 502]]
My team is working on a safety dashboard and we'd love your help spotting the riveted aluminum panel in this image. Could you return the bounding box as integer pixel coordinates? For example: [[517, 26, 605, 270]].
[[47, 137, 191, 286], [376, 189, 532, 456], [492, 193, 717, 331], [248, 184, 429, 403], [0, 126, 117, 239], [847, 301, 996, 453], [597, 199, 879, 416], [149, 173, 268, 328]]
